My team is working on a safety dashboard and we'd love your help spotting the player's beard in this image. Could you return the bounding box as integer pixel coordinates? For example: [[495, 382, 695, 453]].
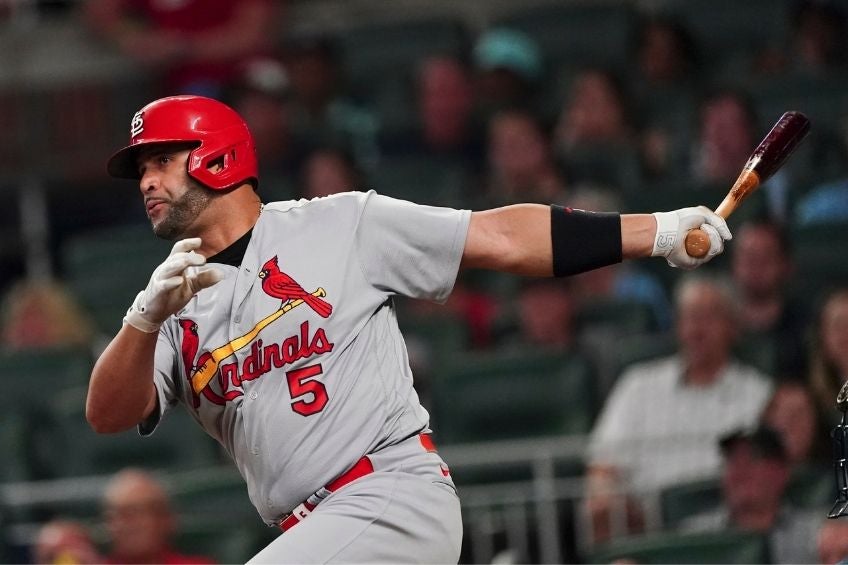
[[152, 180, 214, 241]]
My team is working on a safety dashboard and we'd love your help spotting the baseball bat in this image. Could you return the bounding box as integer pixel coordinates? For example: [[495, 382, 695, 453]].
[[684, 111, 811, 258]]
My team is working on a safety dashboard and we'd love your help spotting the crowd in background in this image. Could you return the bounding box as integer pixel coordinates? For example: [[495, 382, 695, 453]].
[[2, 0, 848, 563]]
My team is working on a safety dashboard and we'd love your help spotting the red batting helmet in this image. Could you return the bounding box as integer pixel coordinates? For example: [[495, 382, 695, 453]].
[[107, 95, 258, 191]]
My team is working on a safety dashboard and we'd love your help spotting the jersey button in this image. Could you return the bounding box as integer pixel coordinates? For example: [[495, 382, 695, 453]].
[[249, 391, 258, 400], [251, 445, 260, 455]]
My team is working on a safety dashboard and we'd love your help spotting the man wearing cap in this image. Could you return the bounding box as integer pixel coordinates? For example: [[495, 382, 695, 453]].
[[681, 425, 820, 563]]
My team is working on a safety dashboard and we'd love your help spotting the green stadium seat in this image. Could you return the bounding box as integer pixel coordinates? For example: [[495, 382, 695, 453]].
[[430, 349, 596, 445], [789, 222, 848, 308], [588, 529, 771, 564], [659, 0, 789, 72], [0, 346, 92, 410], [337, 18, 467, 88], [660, 477, 722, 530], [499, 4, 637, 70], [367, 155, 470, 207], [608, 333, 677, 386], [575, 298, 658, 337], [47, 387, 221, 478], [173, 516, 279, 564], [786, 463, 833, 510], [0, 409, 34, 482], [61, 223, 171, 335], [169, 467, 256, 522]]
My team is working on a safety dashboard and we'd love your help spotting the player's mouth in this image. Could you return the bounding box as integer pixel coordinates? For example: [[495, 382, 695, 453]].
[[146, 198, 168, 216]]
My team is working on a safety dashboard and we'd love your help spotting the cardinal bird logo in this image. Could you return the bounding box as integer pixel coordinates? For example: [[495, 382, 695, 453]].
[[259, 256, 333, 318]]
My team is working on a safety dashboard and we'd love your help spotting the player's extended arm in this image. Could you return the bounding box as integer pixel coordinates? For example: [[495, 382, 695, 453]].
[[86, 238, 222, 433], [461, 204, 731, 276]]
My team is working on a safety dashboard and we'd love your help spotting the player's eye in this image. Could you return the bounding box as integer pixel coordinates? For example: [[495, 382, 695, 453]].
[[158, 154, 172, 166]]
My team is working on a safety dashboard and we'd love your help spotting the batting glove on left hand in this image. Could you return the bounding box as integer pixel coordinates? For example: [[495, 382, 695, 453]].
[[124, 237, 223, 333], [651, 206, 732, 270]]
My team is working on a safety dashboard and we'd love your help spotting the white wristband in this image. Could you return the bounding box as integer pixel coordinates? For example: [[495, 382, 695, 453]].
[[651, 211, 678, 257], [123, 291, 161, 333]]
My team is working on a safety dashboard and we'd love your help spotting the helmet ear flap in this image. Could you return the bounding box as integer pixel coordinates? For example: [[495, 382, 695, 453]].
[[188, 139, 254, 190]]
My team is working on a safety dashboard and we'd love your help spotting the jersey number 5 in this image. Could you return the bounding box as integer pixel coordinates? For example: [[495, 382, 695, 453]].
[[286, 363, 328, 416]]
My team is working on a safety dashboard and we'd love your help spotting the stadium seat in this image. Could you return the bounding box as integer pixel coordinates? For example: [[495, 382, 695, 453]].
[[658, 0, 790, 74], [61, 223, 171, 335], [174, 516, 279, 564], [786, 463, 833, 510], [367, 155, 471, 207], [337, 18, 467, 89], [659, 477, 722, 530], [575, 298, 658, 337], [0, 409, 34, 482], [0, 346, 92, 406], [789, 221, 848, 308], [588, 529, 771, 564], [498, 4, 637, 70], [430, 349, 596, 445], [46, 387, 221, 478], [168, 467, 256, 526]]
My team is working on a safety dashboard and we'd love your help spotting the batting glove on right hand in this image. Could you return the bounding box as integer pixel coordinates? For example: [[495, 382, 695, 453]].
[[124, 238, 223, 333], [651, 206, 732, 270]]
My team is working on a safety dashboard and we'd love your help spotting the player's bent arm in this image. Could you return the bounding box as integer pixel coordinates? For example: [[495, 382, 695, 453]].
[[86, 325, 159, 434], [460, 204, 655, 276]]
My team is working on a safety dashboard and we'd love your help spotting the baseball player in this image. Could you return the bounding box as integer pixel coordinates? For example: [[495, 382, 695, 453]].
[[86, 95, 730, 564]]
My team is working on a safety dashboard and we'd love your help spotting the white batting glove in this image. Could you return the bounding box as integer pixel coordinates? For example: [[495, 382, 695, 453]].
[[651, 206, 732, 270], [124, 238, 224, 333]]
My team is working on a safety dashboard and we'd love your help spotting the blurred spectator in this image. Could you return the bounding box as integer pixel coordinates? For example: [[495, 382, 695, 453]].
[[483, 109, 566, 206], [553, 68, 639, 189], [381, 56, 484, 169], [224, 57, 297, 201], [818, 519, 848, 565], [0, 278, 95, 351], [495, 278, 576, 350], [680, 426, 820, 564], [691, 89, 758, 186], [632, 17, 700, 89], [759, 0, 848, 76], [554, 68, 634, 152], [300, 148, 362, 200], [103, 468, 214, 565], [790, 0, 847, 74], [731, 220, 808, 376], [761, 380, 830, 469], [585, 276, 772, 543], [630, 17, 701, 181], [473, 28, 542, 116], [284, 34, 379, 171], [33, 520, 101, 565], [809, 288, 848, 424], [84, 0, 278, 97], [795, 175, 848, 225]]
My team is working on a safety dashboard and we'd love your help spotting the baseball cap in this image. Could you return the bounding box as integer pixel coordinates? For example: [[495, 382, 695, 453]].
[[719, 425, 787, 461], [473, 28, 542, 82]]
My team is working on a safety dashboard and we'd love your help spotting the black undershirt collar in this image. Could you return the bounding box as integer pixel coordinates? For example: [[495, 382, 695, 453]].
[[207, 228, 253, 267]]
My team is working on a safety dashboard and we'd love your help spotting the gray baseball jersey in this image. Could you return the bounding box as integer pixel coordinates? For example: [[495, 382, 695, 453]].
[[141, 190, 470, 525]]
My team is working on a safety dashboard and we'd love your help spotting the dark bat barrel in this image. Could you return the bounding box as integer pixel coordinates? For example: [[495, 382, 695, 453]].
[[751, 111, 811, 181]]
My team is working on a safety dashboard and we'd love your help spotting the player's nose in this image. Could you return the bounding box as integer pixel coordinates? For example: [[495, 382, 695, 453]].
[[138, 169, 160, 193]]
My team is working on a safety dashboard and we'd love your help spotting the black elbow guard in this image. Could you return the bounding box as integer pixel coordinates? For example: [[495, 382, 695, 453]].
[[551, 205, 622, 277]]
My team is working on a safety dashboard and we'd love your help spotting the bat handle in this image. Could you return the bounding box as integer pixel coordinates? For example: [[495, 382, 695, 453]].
[[684, 195, 740, 257], [683, 174, 756, 258]]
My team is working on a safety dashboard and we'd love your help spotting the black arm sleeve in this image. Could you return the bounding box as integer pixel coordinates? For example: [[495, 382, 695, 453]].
[[551, 205, 622, 277]]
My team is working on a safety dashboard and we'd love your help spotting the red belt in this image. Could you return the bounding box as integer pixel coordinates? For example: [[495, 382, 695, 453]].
[[278, 433, 438, 532]]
